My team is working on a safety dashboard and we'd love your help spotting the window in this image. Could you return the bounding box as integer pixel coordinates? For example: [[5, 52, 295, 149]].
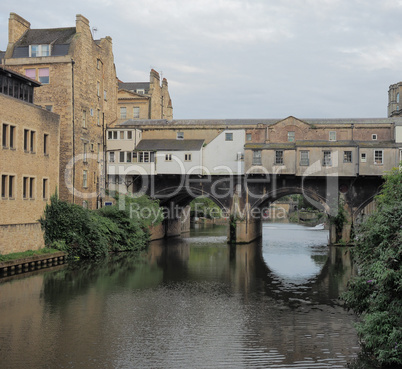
[[1, 175, 7, 198], [1, 124, 14, 148], [397, 92, 400, 103], [119, 151, 125, 163], [25, 69, 36, 79], [177, 132, 184, 140], [120, 107, 127, 119], [9, 126, 15, 149], [165, 154, 172, 161], [23, 177, 28, 198], [133, 107, 140, 119], [136, 89, 145, 94], [8, 175, 15, 198], [225, 132, 233, 141], [343, 151, 352, 163], [91, 143, 94, 152], [139, 151, 150, 163], [97, 110, 101, 126], [97, 59, 101, 70], [275, 150, 284, 165], [45, 105, 53, 112], [113, 131, 117, 139], [43, 178, 48, 199], [29, 177, 35, 198], [42, 134, 48, 155], [24, 129, 29, 151], [97, 143, 101, 162], [30, 131, 36, 153], [236, 152, 244, 161], [252, 150, 262, 165], [246, 133, 252, 141], [2, 124, 8, 147], [119, 131, 124, 139], [1, 175, 13, 198], [90, 109, 94, 117], [83, 170, 88, 188], [300, 150, 309, 166], [361, 152, 367, 163], [38, 68, 49, 84], [323, 151, 332, 166], [126, 152, 132, 163], [127, 131, 133, 140], [372, 134, 377, 140], [185, 154, 192, 161], [329, 131, 336, 141], [287, 131, 295, 142], [97, 81, 100, 97], [84, 143, 88, 162], [29, 44, 50, 57], [109, 152, 115, 163], [107, 131, 112, 140], [374, 150, 383, 165], [82, 110, 87, 128]]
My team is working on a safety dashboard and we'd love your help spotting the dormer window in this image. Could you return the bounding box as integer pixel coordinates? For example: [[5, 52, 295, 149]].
[[29, 44, 50, 57], [136, 89, 145, 95]]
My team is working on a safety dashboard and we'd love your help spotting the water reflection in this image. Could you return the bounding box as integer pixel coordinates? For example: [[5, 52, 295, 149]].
[[0, 223, 366, 369]]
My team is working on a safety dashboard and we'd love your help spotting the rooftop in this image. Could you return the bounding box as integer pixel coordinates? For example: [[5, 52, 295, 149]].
[[135, 139, 205, 151]]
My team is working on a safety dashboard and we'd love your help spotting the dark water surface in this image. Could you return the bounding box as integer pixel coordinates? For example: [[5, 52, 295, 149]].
[[0, 223, 365, 368]]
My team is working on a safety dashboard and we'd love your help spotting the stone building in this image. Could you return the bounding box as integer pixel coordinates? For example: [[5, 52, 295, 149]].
[[0, 66, 60, 254], [244, 116, 401, 177], [3, 12, 118, 209], [117, 69, 173, 121]]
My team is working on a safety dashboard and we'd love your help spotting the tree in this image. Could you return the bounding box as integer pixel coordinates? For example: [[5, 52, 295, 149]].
[[342, 167, 402, 367]]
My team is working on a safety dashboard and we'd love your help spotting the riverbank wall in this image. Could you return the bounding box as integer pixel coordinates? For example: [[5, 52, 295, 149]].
[[0, 222, 44, 255]]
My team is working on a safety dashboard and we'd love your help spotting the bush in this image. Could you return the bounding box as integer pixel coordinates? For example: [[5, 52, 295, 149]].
[[40, 193, 162, 259], [342, 167, 402, 367]]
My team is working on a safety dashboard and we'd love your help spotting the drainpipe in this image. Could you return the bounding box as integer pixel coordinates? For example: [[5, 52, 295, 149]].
[[71, 59, 75, 204]]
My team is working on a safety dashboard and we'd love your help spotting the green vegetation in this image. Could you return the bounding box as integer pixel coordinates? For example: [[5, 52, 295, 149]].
[[342, 167, 402, 367], [0, 248, 60, 262], [190, 197, 222, 219], [39, 193, 163, 259]]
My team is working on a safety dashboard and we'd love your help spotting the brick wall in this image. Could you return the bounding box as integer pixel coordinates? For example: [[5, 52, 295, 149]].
[[0, 223, 44, 254]]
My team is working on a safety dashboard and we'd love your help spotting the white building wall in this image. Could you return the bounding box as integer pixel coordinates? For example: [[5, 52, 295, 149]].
[[396, 126, 402, 143], [155, 151, 203, 175], [203, 130, 245, 175]]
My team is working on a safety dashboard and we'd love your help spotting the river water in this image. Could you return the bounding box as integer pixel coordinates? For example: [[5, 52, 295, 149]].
[[0, 223, 367, 369]]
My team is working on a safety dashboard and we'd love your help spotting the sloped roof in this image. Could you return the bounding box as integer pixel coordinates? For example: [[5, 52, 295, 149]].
[[14, 27, 76, 46], [135, 139, 204, 151], [118, 82, 150, 93]]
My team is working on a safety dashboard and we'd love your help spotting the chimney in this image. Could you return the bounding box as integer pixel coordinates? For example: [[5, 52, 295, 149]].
[[76, 14, 90, 34], [8, 13, 30, 44], [150, 69, 160, 84]]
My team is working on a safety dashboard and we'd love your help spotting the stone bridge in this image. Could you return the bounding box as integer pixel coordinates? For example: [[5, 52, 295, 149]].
[[129, 173, 384, 245], [107, 116, 401, 244]]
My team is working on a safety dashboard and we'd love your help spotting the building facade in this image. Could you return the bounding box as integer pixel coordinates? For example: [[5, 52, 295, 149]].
[[4, 12, 118, 209], [244, 116, 401, 177], [117, 69, 173, 122], [0, 66, 60, 254]]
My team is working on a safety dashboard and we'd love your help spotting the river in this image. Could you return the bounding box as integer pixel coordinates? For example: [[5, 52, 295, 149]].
[[0, 223, 370, 369]]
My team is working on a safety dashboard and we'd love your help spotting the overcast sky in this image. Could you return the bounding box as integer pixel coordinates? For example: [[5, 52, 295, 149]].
[[1, 1, 402, 120]]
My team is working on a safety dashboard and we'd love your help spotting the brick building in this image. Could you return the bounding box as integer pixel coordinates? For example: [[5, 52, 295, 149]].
[[0, 66, 60, 253], [117, 69, 173, 121], [3, 12, 118, 209]]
